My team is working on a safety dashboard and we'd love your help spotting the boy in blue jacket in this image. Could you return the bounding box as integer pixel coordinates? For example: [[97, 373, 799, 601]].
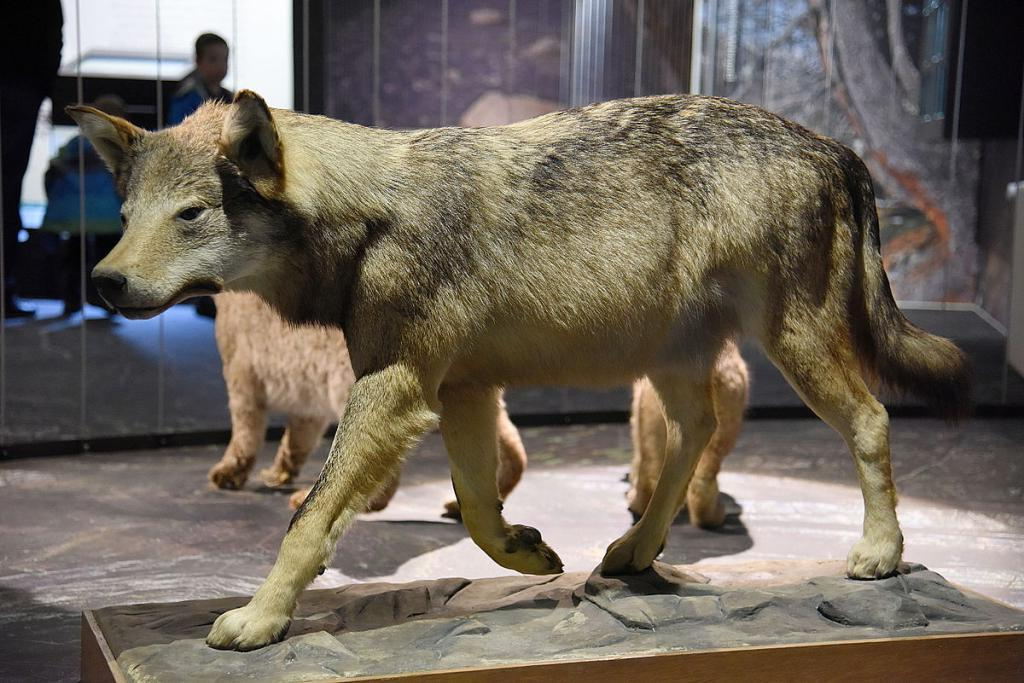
[[169, 33, 233, 125]]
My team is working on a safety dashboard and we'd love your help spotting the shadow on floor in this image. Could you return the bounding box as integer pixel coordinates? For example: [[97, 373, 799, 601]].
[[0, 584, 81, 682], [333, 520, 471, 579], [659, 493, 753, 565]]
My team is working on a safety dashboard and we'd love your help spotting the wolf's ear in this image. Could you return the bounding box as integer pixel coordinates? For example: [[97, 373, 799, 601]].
[[219, 90, 283, 196], [65, 105, 144, 178]]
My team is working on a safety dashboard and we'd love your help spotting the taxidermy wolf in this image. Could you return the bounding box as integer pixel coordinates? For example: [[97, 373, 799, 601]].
[[209, 290, 528, 515], [211, 291, 748, 524], [69, 90, 969, 651]]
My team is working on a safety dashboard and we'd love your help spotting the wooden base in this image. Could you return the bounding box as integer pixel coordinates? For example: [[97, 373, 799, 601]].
[[81, 611, 126, 683], [81, 610, 1023, 683]]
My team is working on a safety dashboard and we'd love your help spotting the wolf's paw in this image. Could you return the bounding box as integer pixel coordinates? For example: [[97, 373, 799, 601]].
[[206, 604, 291, 652], [441, 498, 462, 521], [364, 487, 394, 513], [600, 527, 661, 575], [288, 487, 311, 511], [687, 481, 726, 529], [208, 461, 249, 490], [847, 534, 903, 579], [259, 465, 294, 488], [496, 524, 563, 575]]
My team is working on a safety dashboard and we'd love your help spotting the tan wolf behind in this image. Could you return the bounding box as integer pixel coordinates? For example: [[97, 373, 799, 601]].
[[71, 91, 969, 651], [213, 291, 748, 520], [629, 340, 748, 529], [209, 291, 527, 512]]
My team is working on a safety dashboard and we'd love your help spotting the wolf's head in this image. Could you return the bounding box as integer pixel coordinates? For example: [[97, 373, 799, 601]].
[[68, 90, 293, 319]]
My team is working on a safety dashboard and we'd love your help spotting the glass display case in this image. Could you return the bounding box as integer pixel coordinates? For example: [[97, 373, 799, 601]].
[[0, 0, 1020, 452]]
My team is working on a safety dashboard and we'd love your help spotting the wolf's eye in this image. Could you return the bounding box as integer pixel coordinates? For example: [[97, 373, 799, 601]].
[[120, 212, 127, 228], [178, 206, 205, 221]]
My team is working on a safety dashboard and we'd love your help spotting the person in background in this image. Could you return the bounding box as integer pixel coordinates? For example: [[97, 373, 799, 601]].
[[169, 32, 233, 318], [40, 95, 125, 317], [168, 33, 233, 125], [0, 1, 63, 319]]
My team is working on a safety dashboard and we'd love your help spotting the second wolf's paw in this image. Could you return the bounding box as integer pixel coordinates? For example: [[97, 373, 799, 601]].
[[687, 480, 726, 529], [208, 461, 249, 490], [206, 603, 291, 652], [441, 498, 462, 521], [847, 533, 903, 579], [364, 487, 394, 513], [259, 465, 294, 488], [496, 525, 563, 575], [288, 487, 311, 511], [600, 527, 661, 575]]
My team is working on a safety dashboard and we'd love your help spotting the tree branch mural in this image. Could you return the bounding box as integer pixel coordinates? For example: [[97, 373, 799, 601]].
[[719, 0, 977, 302]]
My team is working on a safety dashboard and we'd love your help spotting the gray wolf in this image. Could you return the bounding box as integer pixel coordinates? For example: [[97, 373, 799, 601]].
[[69, 91, 969, 650]]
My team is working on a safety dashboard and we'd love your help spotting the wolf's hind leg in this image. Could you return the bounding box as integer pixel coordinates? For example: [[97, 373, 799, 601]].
[[440, 385, 562, 575], [261, 416, 328, 487], [209, 390, 267, 490], [765, 327, 902, 579], [365, 471, 401, 511], [688, 342, 748, 528], [495, 402, 527, 500], [603, 366, 716, 574], [627, 378, 664, 522], [206, 363, 437, 651], [294, 469, 401, 513]]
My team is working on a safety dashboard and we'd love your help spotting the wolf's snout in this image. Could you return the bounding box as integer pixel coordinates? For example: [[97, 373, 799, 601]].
[[92, 268, 128, 304]]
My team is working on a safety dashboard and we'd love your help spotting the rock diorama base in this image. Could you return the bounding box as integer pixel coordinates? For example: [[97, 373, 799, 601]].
[[82, 560, 1024, 682]]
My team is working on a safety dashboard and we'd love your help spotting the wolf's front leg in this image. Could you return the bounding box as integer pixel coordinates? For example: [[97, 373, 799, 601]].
[[440, 385, 562, 575], [206, 364, 437, 651], [209, 389, 267, 490], [260, 415, 329, 487]]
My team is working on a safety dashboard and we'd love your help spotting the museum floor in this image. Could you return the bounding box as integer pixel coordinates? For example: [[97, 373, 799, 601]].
[[1, 417, 1022, 681]]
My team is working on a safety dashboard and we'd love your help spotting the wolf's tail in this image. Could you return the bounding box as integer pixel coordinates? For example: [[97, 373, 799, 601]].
[[844, 150, 971, 422]]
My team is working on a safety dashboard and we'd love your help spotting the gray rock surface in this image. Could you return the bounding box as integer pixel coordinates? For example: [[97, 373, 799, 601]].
[[97, 562, 1024, 682]]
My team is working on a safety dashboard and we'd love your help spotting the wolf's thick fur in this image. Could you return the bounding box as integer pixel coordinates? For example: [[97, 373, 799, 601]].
[[71, 91, 969, 651], [210, 291, 527, 513]]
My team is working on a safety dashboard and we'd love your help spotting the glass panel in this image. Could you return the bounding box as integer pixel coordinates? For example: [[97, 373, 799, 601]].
[[1, 0, 298, 447], [4, 0, 1016, 446], [980, 61, 1024, 406], [703, 0, 1022, 410], [1008, 67, 1024, 403], [75, 0, 163, 441], [152, 0, 235, 435]]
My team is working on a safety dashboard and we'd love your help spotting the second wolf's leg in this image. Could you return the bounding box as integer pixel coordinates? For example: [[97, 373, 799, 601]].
[[496, 404, 527, 498], [209, 382, 267, 490], [288, 470, 400, 512], [261, 416, 329, 487], [441, 385, 561, 574], [626, 378, 667, 521], [603, 367, 716, 574], [442, 398, 527, 518], [207, 363, 437, 651], [364, 471, 401, 512], [687, 342, 748, 528]]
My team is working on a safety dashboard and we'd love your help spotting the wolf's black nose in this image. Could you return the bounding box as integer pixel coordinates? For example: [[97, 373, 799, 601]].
[[92, 268, 127, 302]]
